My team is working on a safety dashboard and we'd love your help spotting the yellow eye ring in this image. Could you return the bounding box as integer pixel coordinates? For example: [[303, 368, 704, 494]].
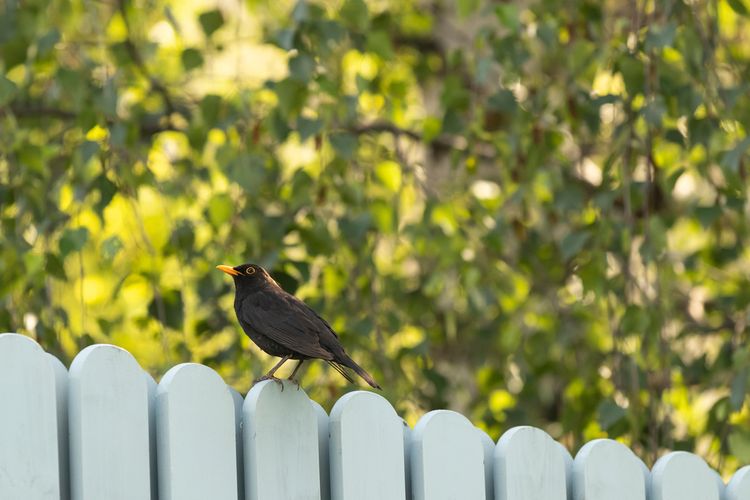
[[246, 267, 256, 275]]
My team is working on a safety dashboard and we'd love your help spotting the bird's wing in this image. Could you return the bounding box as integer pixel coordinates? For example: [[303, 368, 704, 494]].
[[239, 290, 335, 360]]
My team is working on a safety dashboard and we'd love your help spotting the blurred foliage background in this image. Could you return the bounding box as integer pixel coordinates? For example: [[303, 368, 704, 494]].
[[2, 0, 750, 473]]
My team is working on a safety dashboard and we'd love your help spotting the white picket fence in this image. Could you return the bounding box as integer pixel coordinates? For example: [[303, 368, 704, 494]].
[[1, 332, 749, 500]]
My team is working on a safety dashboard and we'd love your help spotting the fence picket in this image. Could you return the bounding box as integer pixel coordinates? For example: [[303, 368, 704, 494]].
[[410, 410, 485, 500], [727, 465, 750, 500], [403, 420, 413, 500], [0, 334, 61, 500], [476, 428, 495, 500], [329, 391, 406, 500], [572, 439, 646, 500], [230, 387, 246, 500], [2, 338, 750, 500], [494, 426, 567, 500], [68, 344, 151, 500], [556, 441, 573, 500], [156, 363, 238, 500], [243, 380, 320, 500], [650, 452, 720, 500], [144, 372, 158, 500], [311, 401, 331, 500], [48, 353, 70, 500]]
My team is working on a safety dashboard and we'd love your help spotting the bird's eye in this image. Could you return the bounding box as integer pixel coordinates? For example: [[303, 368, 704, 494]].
[[246, 267, 256, 275]]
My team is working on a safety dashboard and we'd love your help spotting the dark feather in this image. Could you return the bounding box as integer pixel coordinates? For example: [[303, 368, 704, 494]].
[[326, 360, 355, 384]]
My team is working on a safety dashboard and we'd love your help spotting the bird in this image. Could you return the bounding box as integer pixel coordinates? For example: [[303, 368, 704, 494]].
[[217, 262, 381, 389]]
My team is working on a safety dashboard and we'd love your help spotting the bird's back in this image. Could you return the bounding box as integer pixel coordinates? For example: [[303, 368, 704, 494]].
[[236, 285, 339, 360]]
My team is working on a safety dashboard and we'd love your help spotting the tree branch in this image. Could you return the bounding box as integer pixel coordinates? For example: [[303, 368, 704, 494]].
[[3, 105, 178, 137]]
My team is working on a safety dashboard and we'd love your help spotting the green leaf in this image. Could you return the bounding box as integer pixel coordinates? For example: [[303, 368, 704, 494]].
[[366, 30, 393, 59], [292, 0, 310, 22], [59, 227, 89, 257], [560, 231, 590, 260], [617, 56, 644, 95], [645, 23, 676, 51], [0, 75, 18, 107], [721, 136, 750, 173], [227, 153, 266, 195], [207, 193, 233, 227], [730, 368, 748, 410], [369, 200, 393, 233], [198, 9, 224, 38], [375, 160, 402, 192], [642, 96, 666, 127], [181, 48, 204, 71], [330, 132, 358, 159], [200, 94, 222, 124], [597, 399, 627, 429], [339, 213, 372, 247], [76, 141, 100, 169], [621, 305, 649, 335], [274, 29, 296, 50], [297, 116, 322, 142], [36, 29, 60, 58], [45, 252, 67, 280], [488, 89, 517, 113], [268, 109, 291, 141], [340, 0, 369, 31], [101, 236, 123, 263], [729, 429, 750, 462], [494, 4, 520, 31], [289, 53, 315, 82], [273, 78, 308, 117], [168, 220, 195, 253], [94, 174, 117, 215], [727, 0, 749, 16], [694, 206, 721, 227], [148, 289, 184, 330]]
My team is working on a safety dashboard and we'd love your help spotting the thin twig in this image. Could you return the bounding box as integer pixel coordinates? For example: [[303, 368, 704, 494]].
[[3, 105, 178, 136]]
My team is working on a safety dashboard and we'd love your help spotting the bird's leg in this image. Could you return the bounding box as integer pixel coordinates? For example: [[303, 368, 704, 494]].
[[254, 355, 290, 391], [288, 360, 305, 390]]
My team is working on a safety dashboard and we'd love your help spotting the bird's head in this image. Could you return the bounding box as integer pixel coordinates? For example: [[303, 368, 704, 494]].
[[216, 263, 280, 294]]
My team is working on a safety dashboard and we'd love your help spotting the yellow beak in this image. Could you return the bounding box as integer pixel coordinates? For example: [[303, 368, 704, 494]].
[[216, 264, 240, 276]]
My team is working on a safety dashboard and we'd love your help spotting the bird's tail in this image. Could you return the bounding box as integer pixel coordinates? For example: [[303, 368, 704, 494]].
[[331, 356, 382, 390]]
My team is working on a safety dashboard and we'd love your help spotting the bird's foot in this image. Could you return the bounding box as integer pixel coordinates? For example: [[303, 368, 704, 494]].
[[254, 375, 285, 391]]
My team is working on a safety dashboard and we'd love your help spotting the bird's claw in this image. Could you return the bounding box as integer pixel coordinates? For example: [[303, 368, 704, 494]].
[[254, 375, 285, 391], [287, 377, 301, 391]]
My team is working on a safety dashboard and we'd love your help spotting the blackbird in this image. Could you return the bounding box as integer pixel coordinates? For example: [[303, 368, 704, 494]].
[[217, 262, 381, 389]]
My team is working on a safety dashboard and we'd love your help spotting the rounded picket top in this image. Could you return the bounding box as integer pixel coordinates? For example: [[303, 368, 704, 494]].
[[573, 439, 646, 500], [329, 391, 406, 500], [494, 426, 567, 500], [243, 379, 320, 500], [727, 465, 750, 500], [0, 333, 61, 500], [410, 409, 486, 500], [310, 400, 330, 500], [650, 451, 720, 500], [156, 363, 238, 500], [476, 428, 495, 500], [68, 344, 151, 500]]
